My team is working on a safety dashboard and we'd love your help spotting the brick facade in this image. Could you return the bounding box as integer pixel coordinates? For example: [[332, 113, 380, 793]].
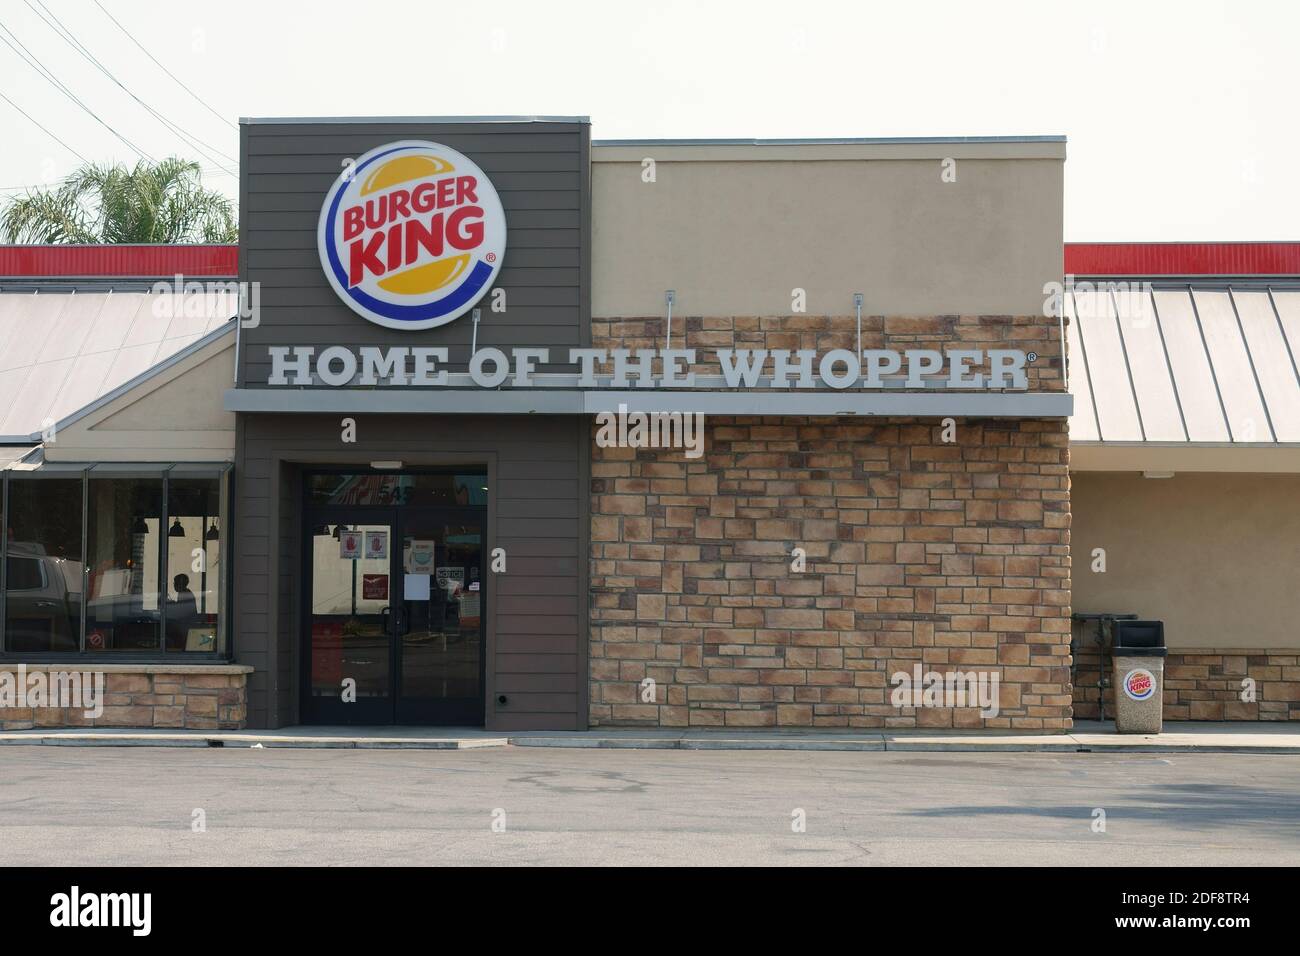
[[589, 414, 1073, 730], [1072, 646, 1300, 722], [590, 313, 1065, 391], [588, 312, 1071, 731], [0, 665, 251, 731]]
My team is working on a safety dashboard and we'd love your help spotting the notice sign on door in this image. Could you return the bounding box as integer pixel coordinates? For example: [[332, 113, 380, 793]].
[[365, 530, 388, 559], [339, 530, 362, 559], [406, 539, 436, 574], [362, 573, 389, 600], [435, 567, 464, 591]]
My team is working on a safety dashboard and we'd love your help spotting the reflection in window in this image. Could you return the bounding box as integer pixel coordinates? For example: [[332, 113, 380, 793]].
[[165, 477, 222, 652], [4, 479, 83, 653], [306, 472, 488, 507], [86, 476, 162, 652]]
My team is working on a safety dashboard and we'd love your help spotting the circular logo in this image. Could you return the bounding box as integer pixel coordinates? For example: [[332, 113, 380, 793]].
[[318, 140, 506, 331], [1123, 668, 1156, 701]]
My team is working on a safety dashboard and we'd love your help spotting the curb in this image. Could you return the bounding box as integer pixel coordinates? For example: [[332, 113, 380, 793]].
[[0, 733, 510, 750], [1, 732, 1297, 754]]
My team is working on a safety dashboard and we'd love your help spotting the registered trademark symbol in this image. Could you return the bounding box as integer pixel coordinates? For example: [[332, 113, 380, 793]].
[[1027, 351, 1037, 362], [486, 252, 497, 263]]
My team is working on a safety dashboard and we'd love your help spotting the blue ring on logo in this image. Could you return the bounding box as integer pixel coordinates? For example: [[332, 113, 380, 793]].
[[1126, 673, 1154, 700], [323, 145, 494, 324]]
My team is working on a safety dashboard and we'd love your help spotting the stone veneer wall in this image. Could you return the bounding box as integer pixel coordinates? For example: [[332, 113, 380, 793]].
[[1072, 645, 1300, 721], [0, 665, 251, 730], [588, 415, 1073, 730], [589, 313, 1065, 391]]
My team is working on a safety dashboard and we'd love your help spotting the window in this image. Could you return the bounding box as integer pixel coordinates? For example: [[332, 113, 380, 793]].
[[3, 478, 83, 653], [85, 475, 163, 652], [1, 466, 229, 658], [307, 472, 488, 507], [164, 476, 222, 653]]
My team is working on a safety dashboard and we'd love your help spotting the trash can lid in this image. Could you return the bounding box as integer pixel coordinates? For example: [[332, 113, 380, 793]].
[[1112, 645, 1167, 658], [1114, 619, 1165, 649]]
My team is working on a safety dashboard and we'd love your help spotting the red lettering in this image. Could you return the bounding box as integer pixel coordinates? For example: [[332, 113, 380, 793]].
[[343, 205, 364, 241], [388, 188, 411, 221], [387, 223, 403, 272], [411, 181, 437, 214], [446, 206, 483, 250], [456, 176, 478, 204], [348, 232, 386, 286], [404, 214, 444, 263], [364, 195, 388, 230], [437, 178, 455, 207]]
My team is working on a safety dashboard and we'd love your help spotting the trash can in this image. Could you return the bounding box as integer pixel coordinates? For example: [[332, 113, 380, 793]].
[[1112, 620, 1166, 734]]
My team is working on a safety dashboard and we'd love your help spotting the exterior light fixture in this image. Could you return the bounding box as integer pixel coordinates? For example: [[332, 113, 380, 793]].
[[169, 518, 186, 538], [370, 460, 402, 470], [205, 520, 220, 542]]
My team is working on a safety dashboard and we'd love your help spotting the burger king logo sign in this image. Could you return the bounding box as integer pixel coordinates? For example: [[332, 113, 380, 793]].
[[1123, 667, 1157, 701], [318, 140, 505, 330]]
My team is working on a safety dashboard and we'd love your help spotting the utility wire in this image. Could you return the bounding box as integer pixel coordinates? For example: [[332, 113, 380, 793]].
[[92, 0, 237, 132], [0, 19, 155, 161], [24, 0, 238, 175], [27, 0, 237, 168], [0, 89, 89, 163]]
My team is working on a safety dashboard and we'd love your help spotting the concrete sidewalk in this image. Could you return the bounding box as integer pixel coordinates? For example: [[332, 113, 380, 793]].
[[2, 720, 1299, 753]]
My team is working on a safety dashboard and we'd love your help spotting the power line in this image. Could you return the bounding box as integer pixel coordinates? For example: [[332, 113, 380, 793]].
[[0, 19, 155, 161], [23, 0, 238, 175], [0, 90, 89, 163], [92, 0, 237, 132], [27, 0, 237, 169]]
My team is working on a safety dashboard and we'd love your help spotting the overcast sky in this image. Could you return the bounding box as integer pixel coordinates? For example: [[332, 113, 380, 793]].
[[0, 0, 1295, 241]]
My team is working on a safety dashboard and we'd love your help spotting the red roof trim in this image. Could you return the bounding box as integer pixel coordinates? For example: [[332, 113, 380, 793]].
[[0, 244, 237, 278], [1065, 242, 1300, 276], [2, 241, 1298, 279]]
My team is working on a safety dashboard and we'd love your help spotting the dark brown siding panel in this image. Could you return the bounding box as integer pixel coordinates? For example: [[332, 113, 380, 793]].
[[238, 119, 587, 388], [233, 119, 590, 731], [233, 414, 585, 730]]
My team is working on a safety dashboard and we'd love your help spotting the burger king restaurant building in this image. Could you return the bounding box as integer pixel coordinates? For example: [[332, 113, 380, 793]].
[[1, 117, 1297, 732]]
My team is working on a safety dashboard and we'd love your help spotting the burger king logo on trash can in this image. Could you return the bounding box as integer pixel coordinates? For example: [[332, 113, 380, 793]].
[[1123, 668, 1156, 701], [318, 140, 506, 330]]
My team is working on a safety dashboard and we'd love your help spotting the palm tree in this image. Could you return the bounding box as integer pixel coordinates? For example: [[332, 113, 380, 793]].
[[1, 157, 237, 244]]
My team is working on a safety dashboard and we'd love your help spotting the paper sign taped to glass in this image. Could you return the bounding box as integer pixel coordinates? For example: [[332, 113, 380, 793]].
[[364, 530, 388, 560], [405, 539, 436, 574], [435, 567, 464, 592], [339, 531, 361, 559]]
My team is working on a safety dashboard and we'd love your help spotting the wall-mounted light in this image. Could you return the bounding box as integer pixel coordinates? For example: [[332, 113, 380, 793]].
[[169, 518, 186, 538], [205, 519, 220, 542], [369, 460, 402, 470], [665, 289, 676, 349], [853, 292, 864, 358], [1142, 470, 1175, 479]]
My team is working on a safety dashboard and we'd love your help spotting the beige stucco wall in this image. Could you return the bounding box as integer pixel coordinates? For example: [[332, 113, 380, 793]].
[[591, 140, 1064, 319], [1071, 472, 1300, 649], [44, 337, 235, 462]]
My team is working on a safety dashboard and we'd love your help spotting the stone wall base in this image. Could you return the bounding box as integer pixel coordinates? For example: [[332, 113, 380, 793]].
[[1072, 647, 1300, 721], [0, 665, 252, 730]]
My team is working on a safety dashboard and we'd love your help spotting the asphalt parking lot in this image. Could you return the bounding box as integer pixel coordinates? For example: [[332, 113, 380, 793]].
[[1, 746, 1297, 866]]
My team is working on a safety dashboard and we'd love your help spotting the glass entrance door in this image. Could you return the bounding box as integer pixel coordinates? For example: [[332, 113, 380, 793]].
[[305, 512, 395, 724], [396, 508, 485, 724], [302, 488, 486, 726]]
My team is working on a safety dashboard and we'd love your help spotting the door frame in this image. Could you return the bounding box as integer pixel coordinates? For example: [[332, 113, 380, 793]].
[[298, 469, 488, 726]]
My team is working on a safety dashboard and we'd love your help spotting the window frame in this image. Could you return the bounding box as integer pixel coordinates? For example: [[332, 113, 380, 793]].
[[0, 462, 233, 663]]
